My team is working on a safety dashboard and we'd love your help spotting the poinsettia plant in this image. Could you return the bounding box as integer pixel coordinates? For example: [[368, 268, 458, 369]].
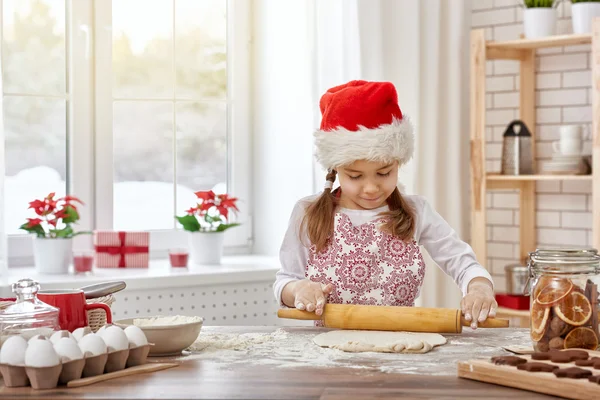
[[19, 192, 90, 238], [176, 190, 240, 233]]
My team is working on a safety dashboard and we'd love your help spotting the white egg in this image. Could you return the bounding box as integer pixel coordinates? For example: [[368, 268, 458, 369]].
[[53, 337, 84, 362], [78, 333, 107, 357], [124, 325, 148, 348], [72, 327, 92, 342], [27, 334, 47, 344], [50, 330, 74, 344], [99, 325, 129, 352], [96, 325, 109, 335], [0, 336, 28, 366], [25, 338, 60, 367]]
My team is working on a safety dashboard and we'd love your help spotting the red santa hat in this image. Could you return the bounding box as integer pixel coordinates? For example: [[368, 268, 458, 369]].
[[314, 80, 414, 171]]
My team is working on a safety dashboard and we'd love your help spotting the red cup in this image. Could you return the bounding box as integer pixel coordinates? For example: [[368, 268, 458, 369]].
[[169, 248, 189, 268], [73, 251, 94, 274], [37, 289, 112, 332]]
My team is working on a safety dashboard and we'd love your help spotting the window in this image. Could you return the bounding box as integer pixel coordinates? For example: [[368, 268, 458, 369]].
[[2, 0, 252, 265]]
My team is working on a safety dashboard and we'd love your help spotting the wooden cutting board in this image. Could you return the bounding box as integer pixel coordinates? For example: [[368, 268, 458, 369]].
[[458, 353, 600, 400]]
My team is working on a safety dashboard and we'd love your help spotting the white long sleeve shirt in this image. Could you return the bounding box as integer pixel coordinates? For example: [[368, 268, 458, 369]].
[[273, 193, 493, 305]]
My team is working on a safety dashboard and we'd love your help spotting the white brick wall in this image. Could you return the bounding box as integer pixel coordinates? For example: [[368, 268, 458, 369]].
[[471, 1, 592, 292]]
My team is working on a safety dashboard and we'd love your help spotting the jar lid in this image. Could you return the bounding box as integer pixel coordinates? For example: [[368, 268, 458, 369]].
[[529, 246, 600, 274]]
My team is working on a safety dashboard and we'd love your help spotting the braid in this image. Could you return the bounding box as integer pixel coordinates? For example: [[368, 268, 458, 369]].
[[301, 170, 339, 252]]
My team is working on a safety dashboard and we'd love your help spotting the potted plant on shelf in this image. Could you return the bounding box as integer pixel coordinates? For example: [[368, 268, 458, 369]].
[[522, 0, 559, 39], [570, 1, 600, 34], [175, 190, 240, 266], [19, 193, 89, 274]]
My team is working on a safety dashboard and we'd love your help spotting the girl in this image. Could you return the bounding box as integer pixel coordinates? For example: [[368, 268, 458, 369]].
[[274, 80, 497, 329]]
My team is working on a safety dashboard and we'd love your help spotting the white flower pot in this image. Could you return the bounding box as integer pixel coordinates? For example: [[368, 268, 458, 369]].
[[33, 237, 72, 274], [572, 3, 600, 34], [188, 231, 225, 266], [523, 8, 557, 39]]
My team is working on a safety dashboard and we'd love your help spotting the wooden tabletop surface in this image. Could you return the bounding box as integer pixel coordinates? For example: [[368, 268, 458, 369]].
[[0, 326, 562, 399]]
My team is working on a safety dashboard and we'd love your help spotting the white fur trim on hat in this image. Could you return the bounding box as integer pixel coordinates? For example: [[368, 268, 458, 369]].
[[313, 117, 414, 170]]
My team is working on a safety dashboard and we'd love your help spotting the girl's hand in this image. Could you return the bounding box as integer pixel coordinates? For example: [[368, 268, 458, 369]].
[[287, 279, 334, 316], [461, 278, 497, 330]]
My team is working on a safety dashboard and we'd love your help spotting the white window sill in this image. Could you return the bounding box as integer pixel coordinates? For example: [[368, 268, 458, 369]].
[[0, 255, 280, 296]]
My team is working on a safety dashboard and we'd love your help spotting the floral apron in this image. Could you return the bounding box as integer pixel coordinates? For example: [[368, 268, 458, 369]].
[[306, 211, 426, 315]]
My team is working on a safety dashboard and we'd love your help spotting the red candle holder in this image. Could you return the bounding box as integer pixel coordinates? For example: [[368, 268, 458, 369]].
[[169, 248, 189, 268], [73, 250, 94, 274]]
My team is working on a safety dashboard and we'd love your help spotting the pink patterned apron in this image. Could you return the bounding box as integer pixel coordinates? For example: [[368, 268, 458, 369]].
[[306, 211, 426, 314]]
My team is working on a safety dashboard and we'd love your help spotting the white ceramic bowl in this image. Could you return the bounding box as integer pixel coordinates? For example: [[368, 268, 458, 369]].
[[114, 316, 202, 356]]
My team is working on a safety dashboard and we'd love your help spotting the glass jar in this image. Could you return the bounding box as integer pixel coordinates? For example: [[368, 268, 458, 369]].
[[0, 279, 60, 345], [527, 246, 600, 352]]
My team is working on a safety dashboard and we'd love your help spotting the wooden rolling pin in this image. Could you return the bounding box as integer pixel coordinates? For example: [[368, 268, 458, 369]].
[[278, 304, 510, 333]]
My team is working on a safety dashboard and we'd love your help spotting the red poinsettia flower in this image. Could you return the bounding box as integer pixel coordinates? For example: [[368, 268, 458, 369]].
[[215, 194, 239, 219], [195, 190, 216, 202], [60, 195, 84, 210], [186, 207, 197, 215], [26, 218, 43, 228], [53, 208, 69, 220]]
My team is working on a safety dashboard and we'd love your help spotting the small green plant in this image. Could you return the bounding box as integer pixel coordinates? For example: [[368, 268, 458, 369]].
[[523, 0, 558, 6]]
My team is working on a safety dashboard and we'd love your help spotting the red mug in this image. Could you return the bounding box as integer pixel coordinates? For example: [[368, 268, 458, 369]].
[[38, 289, 112, 332]]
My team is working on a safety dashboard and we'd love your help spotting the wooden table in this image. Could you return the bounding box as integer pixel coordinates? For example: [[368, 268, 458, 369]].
[[0, 326, 562, 399]]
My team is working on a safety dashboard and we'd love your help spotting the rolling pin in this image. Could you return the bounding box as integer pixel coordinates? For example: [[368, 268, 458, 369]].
[[277, 304, 510, 333]]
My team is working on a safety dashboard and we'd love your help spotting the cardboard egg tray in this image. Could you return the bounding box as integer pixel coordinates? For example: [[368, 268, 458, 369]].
[[0, 344, 150, 390]]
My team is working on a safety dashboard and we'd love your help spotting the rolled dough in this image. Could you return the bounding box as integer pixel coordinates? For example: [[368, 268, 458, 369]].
[[313, 330, 447, 354]]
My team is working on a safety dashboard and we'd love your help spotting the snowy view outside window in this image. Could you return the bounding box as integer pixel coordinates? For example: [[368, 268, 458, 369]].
[[3, 0, 228, 234]]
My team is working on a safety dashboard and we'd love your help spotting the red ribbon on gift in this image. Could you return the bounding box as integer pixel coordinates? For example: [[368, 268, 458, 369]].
[[95, 231, 149, 268]]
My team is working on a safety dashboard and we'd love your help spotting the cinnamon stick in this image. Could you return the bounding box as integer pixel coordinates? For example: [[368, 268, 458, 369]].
[[585, 279, 599, 340]]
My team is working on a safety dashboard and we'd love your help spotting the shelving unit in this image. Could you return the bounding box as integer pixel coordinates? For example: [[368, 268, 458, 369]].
[[469, 21, 599, 266]]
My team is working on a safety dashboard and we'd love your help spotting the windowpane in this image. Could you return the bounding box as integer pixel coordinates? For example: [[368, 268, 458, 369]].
[[113, 101, 174, 230], [112, 0, 173, 98], [175, 101, 227, 215], [2, 0, 66, 95], [175, 0, 227, 99], [3, 96, 67, 234]]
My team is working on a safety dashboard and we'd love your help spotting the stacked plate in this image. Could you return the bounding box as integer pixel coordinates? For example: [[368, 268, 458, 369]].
[[541, 154, 584, 175]]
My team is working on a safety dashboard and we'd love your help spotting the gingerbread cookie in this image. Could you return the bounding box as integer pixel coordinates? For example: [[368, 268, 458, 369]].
[[550, 350, 589, 363], [517, 362, 559, 373], [491, 356, 527, 366], [553, 367, 593, 379], [575, 359, 596, 367], [531, 352, 552, 360]]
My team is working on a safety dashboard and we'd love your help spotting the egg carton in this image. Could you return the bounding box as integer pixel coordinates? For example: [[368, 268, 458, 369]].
[[0, 324, 150, 390]]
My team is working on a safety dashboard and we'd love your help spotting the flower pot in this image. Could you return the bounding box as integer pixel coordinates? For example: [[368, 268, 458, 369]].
[[188, 231, 225, 266], [33, 237, 72, 274], [572, 2, 600, 34], [523, 8, 557, 39]]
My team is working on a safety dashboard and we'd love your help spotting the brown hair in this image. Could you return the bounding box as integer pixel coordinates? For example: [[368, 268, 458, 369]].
[[301, 170, 416, 252]]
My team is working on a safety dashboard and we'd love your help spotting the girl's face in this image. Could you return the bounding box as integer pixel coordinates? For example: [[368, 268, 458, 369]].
[[336, 160, 399, 210]]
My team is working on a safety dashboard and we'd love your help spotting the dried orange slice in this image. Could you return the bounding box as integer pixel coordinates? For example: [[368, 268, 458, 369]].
[[531, 300, 550, 341], [533, 275, 555, 299], [564, 327, 599, 350], [536, 278, 573, 306], [553, 291, 592, 326]]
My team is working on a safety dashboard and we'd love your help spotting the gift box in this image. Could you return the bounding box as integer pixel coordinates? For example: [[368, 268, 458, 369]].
[[93, 231, 149, 268]]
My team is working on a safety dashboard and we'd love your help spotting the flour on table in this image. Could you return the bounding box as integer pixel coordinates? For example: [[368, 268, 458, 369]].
[[189, 329, 289, 351], [313, 330, 447, 354]]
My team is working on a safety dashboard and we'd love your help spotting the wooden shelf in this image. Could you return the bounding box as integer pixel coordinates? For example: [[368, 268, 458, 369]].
[[486, 174, 592, 181], [470, 21, 600, 266], [487, 33, 591, 50], [485, 33, 592, 60]]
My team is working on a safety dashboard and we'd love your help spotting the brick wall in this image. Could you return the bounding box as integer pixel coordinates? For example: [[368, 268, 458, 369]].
[[471, 1, 592, 293]]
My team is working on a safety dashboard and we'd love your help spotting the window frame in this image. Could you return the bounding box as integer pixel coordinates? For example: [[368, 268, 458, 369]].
[[5, 0, 253, 266]]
